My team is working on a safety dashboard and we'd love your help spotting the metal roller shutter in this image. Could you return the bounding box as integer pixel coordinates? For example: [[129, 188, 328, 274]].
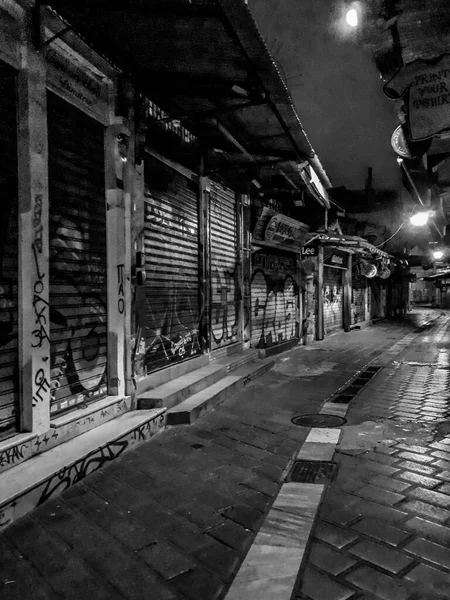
[[143, 155, 201, 373], [251, 250, 298, 349], [351, 269, 366, 325], [324, 266, 343, 334], [48, 93, 108, 415], [0, 62, 19, 439], [210, 180, 238, 350]]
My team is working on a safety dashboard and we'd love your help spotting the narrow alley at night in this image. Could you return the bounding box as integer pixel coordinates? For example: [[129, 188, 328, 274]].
[[2, 1, 450, 599]]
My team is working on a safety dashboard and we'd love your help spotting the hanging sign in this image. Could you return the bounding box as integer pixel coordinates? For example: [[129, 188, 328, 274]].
[[384, 54, 450, 141], [253, 207, 309, 251]]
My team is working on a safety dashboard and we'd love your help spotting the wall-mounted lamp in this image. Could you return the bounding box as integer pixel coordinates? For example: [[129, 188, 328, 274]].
[[117, 133, 129, 163]]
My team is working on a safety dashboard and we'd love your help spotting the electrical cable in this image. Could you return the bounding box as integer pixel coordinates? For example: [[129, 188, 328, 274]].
[[375, 218, 408, 247]]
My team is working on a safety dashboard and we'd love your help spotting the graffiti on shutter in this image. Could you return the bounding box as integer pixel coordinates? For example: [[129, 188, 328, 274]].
[[0, 61, 19, 439], [251, 250, 298, 348], [48, 93, 108, 415], [210, 180, 238, 349], [143, 156, 201, 373], [351, 263, 366, 324], [324, 266, 343, 334]]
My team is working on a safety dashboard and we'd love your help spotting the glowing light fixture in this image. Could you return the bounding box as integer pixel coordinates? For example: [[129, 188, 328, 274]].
[[346, 8, 358, 27], [410, 211, 429, 227], [433, 250, 444, 260]]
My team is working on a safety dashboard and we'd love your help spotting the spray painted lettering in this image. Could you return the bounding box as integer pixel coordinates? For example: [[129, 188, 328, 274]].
[[251, 251, 298, 348], [117, 263, 125, 314]]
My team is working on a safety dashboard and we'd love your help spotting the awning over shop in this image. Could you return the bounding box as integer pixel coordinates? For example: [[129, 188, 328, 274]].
[[306, 232, 391, 260], [422, 269, 450, 281], [44, 0, 331, 195]]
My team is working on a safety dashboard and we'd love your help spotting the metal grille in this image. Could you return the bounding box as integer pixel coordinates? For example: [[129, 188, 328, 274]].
[[351, 272, 366, 325], [251, 250, 298, 349], [0, 61, 19, 439], [331, 365, 382, 403], [210, 180, 238, 350], [143, 155, 201, 373], [48, 93, 108, 415], [288, 460, 337, 484], [324, 266, 343, 334]]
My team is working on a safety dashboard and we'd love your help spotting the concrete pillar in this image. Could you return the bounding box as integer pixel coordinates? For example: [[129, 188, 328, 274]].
[[343, 254, 352, 332], [17, 38, 50, 433], [105, 119, 132, 398], [198, 169, 211, 353], [316, 246, 324, 340]]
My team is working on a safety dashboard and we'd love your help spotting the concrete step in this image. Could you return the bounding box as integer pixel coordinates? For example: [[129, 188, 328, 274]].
[[166, 358, 274, 425], [215, 349, 260, 373], [0, 407, 165, 532], [137, 362, 227, 410]]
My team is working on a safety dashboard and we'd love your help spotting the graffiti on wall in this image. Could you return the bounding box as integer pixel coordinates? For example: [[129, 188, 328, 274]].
[[323, 280, 343, 333], [0, 410, 165, 531], [50, 217, 107, 412], [251, 251, 298, 348], [211, 266, 238, 347]]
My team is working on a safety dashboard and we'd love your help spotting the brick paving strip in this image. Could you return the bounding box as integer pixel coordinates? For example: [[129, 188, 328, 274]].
[[0, 311, 443, 600]]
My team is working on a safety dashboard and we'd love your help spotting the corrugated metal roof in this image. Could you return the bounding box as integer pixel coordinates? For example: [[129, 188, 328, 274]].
[[46, 0, 331, 190], [364, 0, 450, 81]]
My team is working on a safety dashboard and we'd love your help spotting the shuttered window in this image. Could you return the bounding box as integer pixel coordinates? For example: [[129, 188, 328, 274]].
[[210, 180, 238, 350], [324, 266, 343, 334], [0, 62, 19, 439], [47, 93, 107, 415], [143, 155, 201, 373]]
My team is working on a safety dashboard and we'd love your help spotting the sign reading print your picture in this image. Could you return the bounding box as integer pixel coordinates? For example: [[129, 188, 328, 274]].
[[384, 54, 450, 141]]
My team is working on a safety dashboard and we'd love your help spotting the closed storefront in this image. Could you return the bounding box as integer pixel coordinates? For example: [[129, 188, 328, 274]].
[[323, 265, 344, 334], [0, 61, 19, 439], [143, 155, 201, 373], [210, 180, 238, 351], [48, 93, 108, 415], [351, 263, 366, 325], [251, 249, 298, 348]]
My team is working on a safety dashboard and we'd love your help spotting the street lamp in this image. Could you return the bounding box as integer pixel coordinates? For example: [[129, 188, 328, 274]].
[[346, 8, 358, 26], [410, 211, 430, 227], [433, 250, 444, 260]]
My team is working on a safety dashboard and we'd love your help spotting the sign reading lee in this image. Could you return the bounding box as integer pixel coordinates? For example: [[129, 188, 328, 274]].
[[301, 245, 317, 257], [384, 54, 450, 141]]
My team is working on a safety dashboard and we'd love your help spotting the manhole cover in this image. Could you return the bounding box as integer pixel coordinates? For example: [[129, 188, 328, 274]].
[[291, 414, 347, 427], [288, 460, 337, 484]]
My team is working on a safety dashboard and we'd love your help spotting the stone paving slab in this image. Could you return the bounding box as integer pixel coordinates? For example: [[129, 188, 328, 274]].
[[298, 310, 450, 600], [0, 309, 444, 600]]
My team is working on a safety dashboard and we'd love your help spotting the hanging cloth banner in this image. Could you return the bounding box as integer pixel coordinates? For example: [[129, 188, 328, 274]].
[[383, 54, 450, 141]]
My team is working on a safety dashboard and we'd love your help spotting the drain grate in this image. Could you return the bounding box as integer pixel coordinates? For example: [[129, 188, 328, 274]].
[[291, 414, 347, 428], [331, 365, 382, 404], [332, 394, 354, 405], [288, 460, 337, 484]]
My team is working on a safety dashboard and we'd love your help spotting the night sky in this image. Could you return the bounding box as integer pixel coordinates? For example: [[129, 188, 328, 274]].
[[249, 0, 402, 193]]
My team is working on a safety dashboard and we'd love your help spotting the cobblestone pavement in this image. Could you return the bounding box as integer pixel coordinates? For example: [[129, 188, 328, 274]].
[[298, 311, 450, 600], [0, 309, 443, 600]]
